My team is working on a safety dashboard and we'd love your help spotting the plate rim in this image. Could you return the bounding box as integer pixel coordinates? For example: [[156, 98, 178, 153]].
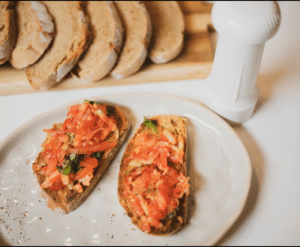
[[0, 92, 252, 246]]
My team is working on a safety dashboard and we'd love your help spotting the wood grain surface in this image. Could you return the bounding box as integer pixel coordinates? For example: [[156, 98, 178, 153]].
[[0, 1, 214, 96]]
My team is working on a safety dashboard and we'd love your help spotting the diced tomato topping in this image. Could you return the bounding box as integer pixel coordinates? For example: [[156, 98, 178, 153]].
[[43, 129, 65, 135], [68, 141, 117, 155], [121, 126, 190, 233], [75, 183, 83, 193], [41, 169, 65, 191], [60, 173, 70, 186], [153, 148, 170, 173], [68, 173, 75, 182], [47, 177, 65, 191], [32, 164, 41, 172], [128, 194, 145, 217], [80, 156, 98, 169], [35, 102, 117, 191], [74, 167, 94, 181], [134, 133, 156, 147], [140, 216, 151, 233], [123, 166, 189, 231]]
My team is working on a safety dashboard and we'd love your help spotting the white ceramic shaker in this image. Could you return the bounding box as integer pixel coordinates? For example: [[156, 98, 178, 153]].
[[205, 1, 281, 123]]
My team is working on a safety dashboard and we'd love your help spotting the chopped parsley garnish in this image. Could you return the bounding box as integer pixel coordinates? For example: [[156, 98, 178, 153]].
[[143, 117, 158, 133], [63, 162, 72, 175], [90, 151, 104, 160], [84, 100, 99, 105], [62, 153, 84, 175]]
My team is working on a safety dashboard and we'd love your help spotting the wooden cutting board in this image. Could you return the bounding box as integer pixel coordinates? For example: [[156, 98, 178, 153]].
[[0, 1, 214, 96]]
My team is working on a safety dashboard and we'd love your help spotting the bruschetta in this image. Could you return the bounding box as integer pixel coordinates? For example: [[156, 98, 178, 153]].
[[32, 100, 130, 214], [117, 115, 190, 235]]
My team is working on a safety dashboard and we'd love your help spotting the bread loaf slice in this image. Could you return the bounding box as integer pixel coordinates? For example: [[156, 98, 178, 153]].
[[0, 1, 16, 65], [26, 1, 90, 90], [72, 1, 123, 83], [143, 1, 185, 64], [111, 1, 151, 79], [32, 101, 130, 214], [10, 1, 54, 69], [118, 115, 190, 235]]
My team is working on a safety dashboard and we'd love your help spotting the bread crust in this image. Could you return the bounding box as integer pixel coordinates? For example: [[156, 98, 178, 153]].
[[118, 115, 189, 236], [10, 1, 55, 69], [111, 1, 152, 79], [26, 1, 90, 90], [33, 103, 130, 214], [143, 1, 185, 64], [72, 1, 124, 83], [0, 1, 16, 65]]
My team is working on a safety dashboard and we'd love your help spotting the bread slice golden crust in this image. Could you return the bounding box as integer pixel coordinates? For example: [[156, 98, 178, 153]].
[[72, 1, 124, 83], [0, 1, 16, 65], [143, 1, 185, 64], [111, 1, 152, 79], [33, 103, 130, 214], [26, 1, 90, 90], [10, 1, 55, 69], [118, 115, 189, 236]]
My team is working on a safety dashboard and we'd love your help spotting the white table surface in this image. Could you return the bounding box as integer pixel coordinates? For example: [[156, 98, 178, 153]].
[[1, 1, 299, 246]]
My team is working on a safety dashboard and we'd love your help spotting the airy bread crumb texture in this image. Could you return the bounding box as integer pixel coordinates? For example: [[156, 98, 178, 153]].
[[143, 1, 185, 64], [74, 1, 123, 83], [10, 1, 54, 69], [26, 1, 89, 90], [111, 1, 151, 78], [0, 1, 16, 64]]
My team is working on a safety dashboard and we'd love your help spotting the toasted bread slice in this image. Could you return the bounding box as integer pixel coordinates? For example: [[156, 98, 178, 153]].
[[143, 1, 185, 64], [72, 1, 123, 83], [0, 1, 16, 65], [32, 102, 130, 214], [118, 115, 189, 236], [26, 1, 90, 90], [111, 1, 152, 79], [10, 1, 55, 69]]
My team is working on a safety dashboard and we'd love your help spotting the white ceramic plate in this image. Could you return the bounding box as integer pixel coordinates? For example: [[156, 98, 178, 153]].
[[0, 93, 251, 246]]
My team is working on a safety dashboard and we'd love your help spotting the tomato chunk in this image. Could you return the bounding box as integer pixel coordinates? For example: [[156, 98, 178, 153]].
[[74, 167, 94, 181], [68, 141, 117, 155], [80, 156, 98, 169], [75, 183, 83, 193]]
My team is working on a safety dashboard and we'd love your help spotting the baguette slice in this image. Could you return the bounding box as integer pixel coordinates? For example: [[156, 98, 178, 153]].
[[143, 1, 185, 64], [118, 115, 189, 236], [111, 1, 152, 79], [32, 101, 130, 214], [72, 1, 123, 83], [26, 1, 90, 90], [10, 1, 54, 69], [0, 1, 16, 65]]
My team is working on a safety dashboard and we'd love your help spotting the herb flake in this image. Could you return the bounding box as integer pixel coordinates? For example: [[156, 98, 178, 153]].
[[62, 153, 84, 175], [143, 117, 158, 133], [63, 162, 72, 175], [84, 100, 99, 105], [90, 151, 104, 160]]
